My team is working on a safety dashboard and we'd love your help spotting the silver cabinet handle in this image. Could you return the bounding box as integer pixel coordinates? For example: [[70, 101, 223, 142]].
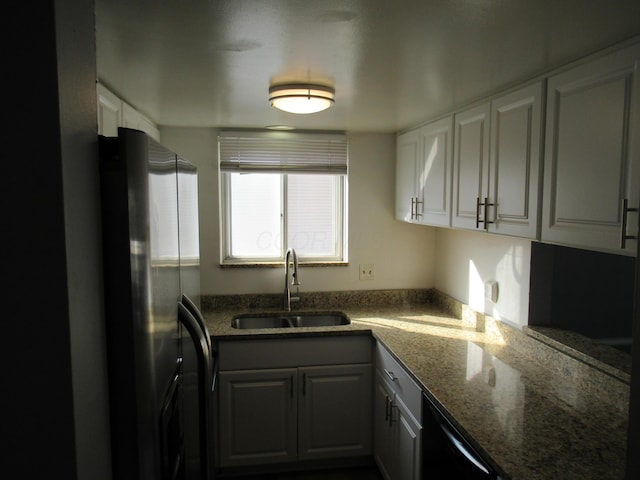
[[384, 369, 397, 382], [476, 197, 494, 230], [415, 197, 423, 218], [483, 197, 494, 229], [410, 197, 423, 219], [621, 198, 638, 248]]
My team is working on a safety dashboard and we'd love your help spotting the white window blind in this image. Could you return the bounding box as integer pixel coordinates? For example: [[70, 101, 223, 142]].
[[219, 131, 348, 174]]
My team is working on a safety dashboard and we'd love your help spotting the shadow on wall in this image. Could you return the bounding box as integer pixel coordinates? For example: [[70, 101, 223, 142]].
[[528, 242, 635, 341]]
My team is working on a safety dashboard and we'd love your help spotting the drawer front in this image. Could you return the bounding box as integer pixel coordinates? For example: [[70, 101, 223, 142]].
[[218, 335, 373, 371], [375, 342, 422, 422]]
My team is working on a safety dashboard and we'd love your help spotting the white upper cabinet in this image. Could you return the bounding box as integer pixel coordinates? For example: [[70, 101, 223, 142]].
[[97, 83, 122, 137], [396, 116, 453, 227], [541, 43, 640, 255], [398, 39, 640, 251], [122, 101, 161, 142], [451, 82, 543, 237], [96, 83, 161, 142], [396, 128, 421, 223], [487, 82, 544, 238], [451, 102, 491, 230], [419, 117, 454, 227]]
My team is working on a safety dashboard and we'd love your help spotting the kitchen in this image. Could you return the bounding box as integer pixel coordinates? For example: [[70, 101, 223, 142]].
[[4, 1, 640, 479]]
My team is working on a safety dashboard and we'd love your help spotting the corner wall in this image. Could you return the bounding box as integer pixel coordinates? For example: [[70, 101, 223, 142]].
[[160, 128, 437, 295]]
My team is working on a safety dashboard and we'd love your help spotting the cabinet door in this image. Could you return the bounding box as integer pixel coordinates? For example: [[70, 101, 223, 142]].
[[218, 369, 297, 467], [396, 128, 421, 222], [392, 396, 422, 480], [122, 102, 161, 142], [417, 116, 454, 227], [298, 364, 372, 461], [97, 83, 121, 137], [373, 374, 394, 480], [488, 82, 543, 238], [542, 43, 640, 254], [452, 102, 491, 230], [373, 371, 422, 480]]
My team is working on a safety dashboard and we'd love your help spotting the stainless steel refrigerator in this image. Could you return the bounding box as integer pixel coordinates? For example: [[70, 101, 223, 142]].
[[99, 128, 213, 480]]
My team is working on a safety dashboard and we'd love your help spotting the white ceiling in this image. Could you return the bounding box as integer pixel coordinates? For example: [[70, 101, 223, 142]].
[[96, 0, 640, 133]]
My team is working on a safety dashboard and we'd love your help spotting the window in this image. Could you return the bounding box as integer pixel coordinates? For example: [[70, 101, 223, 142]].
[[219, 131, 348, 264]]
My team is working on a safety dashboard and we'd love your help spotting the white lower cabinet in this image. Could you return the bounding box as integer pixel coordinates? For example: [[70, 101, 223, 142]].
[[298, 364, 372, 461], [217, 337, 373, 470], [373, 343, 422, 480], [218, 368, 298, 467]]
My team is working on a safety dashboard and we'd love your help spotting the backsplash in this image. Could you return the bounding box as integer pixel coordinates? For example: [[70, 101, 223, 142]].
[[201, 288, 434, 311]]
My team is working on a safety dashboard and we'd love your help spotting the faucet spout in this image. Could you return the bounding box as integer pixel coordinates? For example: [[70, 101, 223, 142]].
[[284, 247, 300, 311]]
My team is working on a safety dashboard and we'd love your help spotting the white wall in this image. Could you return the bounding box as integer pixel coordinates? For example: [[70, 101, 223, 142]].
[[434, 228, 532, 328], [161, 128, 436, 295]]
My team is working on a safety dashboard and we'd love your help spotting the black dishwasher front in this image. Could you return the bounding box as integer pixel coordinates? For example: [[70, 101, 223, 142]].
[[422, 393, 500, 479]]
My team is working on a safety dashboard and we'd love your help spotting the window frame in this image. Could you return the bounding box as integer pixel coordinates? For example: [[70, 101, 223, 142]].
[[218, 131, 349, 266]]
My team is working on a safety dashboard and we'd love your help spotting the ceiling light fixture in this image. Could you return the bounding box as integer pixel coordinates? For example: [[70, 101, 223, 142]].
[[265, 125, 296, 130], [269, 83, 335, 114]]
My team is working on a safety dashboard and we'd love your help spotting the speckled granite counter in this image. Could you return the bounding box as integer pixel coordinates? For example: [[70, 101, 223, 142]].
[[526, 325, 632, 383], [202, 290, 629, 480]]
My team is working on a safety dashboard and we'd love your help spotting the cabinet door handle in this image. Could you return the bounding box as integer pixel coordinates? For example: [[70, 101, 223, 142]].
[[621, 198, 638, 248], [476, 197, 494, 230], [302, 373, 306, 396], [384, 369, 397, 382], [410, 197, 415, 219], [385, 395, 390, 421], [483, 197, 494, 230], [389, 403, 397, 426], [415, 197, 423, 218], [290, 375, 294, 398]]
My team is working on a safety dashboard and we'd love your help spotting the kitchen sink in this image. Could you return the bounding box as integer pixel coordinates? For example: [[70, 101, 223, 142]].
[[231, 312, 350, 329]]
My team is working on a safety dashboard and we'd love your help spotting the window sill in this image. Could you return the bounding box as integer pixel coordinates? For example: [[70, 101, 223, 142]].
[[220, 261, 349, 269]]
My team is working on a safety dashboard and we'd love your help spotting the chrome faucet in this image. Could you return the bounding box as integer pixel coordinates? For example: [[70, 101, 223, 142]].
[[284, 247, 301, 311]]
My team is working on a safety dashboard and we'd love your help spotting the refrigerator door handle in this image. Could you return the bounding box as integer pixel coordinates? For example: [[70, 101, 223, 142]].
[[178, 302, 212, 480], [181, 294, 217, 393], [181, 294, 212, 354]]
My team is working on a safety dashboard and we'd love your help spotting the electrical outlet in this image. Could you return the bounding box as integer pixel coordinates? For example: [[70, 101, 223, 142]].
[[359, 264, 375, 280], [484, 280, 499, 303]]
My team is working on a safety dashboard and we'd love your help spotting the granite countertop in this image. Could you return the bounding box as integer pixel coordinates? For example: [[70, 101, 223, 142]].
[[203, 300, 629, 480]]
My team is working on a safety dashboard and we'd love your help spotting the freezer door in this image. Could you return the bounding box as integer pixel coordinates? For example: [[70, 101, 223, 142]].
[[177, 156, 201, 307]]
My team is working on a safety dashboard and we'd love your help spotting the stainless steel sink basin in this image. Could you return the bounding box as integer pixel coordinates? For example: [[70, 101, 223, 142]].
[[231, 312, 350, 329]]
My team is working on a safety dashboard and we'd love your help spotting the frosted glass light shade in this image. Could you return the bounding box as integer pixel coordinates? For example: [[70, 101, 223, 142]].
[[269, 84, 335, 114]]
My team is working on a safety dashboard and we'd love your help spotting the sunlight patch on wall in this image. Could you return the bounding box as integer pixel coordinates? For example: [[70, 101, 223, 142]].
[[468, 259, 485, 313], [493, 243, 528, 326]]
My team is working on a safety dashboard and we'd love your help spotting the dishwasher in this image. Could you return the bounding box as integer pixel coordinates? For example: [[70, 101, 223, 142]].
[[421, 393, 501, 479]]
